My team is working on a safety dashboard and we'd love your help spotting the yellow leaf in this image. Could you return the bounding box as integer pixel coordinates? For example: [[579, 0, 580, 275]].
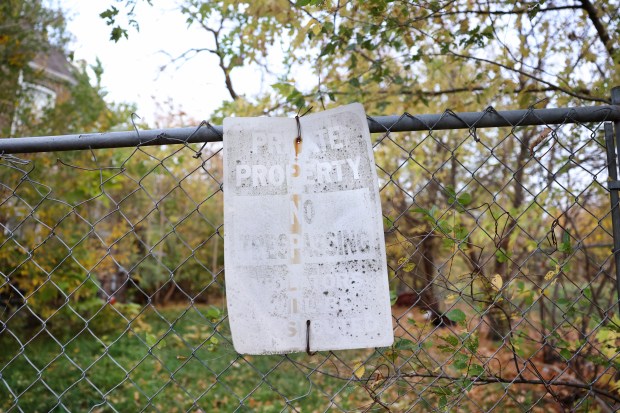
[[398, 257, 415, 272], [404, 32, 414, 48], [491, 274, 503, 291], [544, 270, 555, 281], [353, 360, 365, 379], [292, 21, 313, 47], [539, 279, 557, 297], [311, 22, 322, 36], [596, 327, 619, 359]]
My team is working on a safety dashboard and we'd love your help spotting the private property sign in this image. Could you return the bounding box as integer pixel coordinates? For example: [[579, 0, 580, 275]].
[[223, 104, 393, 354]]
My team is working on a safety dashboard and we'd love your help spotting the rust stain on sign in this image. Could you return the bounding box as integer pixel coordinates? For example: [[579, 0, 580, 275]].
[[294, 136, 303, 159], [291, 134, 303, 264]]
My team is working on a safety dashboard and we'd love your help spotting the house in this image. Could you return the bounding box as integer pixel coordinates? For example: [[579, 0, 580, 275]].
[[9, 48, 77, 135]]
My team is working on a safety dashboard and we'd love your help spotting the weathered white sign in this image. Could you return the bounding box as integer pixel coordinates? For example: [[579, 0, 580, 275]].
[[223, 103, 393, 354]]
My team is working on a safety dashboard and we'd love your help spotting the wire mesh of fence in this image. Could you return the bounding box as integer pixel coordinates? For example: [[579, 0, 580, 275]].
[[1, 104, 620, 412]]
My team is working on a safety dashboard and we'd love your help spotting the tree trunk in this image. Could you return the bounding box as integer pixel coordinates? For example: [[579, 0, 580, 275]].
[[485, 131, 532, 340], [419, 235, 445, 325]]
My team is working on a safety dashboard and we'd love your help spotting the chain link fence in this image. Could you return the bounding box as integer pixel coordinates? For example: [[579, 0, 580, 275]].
[[1, 102, 620, 412]]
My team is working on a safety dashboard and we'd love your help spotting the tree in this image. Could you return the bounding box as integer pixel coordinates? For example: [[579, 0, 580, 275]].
[[104, 0, 619, 334], [103, 1, 618, 113], [0, 0, 68, 136], [146, 0, 618, 327], [0, 1, 142, 335]]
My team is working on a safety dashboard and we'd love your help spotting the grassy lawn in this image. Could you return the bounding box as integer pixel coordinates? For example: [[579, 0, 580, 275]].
[[1, 302, 575, 412], [0, 304, 382, 412]]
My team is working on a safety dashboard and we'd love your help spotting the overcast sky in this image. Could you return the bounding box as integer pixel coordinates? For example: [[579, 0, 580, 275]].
[[61, 1, 263, 126]]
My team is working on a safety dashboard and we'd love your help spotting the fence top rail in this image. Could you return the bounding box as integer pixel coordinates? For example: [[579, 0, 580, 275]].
[[1, 104, 619, 154]]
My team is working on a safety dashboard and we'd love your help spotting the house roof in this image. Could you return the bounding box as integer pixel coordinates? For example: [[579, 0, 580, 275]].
[[30, 48, 77, 86]]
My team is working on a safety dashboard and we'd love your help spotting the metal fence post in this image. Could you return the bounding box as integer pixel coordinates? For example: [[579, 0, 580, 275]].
[[605, 123, 620, 316], [607, 86, 620, 315]]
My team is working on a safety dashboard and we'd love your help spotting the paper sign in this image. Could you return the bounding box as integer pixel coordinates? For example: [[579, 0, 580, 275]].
[[223, 103, 393, 354]]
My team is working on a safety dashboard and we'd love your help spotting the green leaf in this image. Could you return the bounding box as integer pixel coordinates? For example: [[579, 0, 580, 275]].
[[319, 42, 336, 57], [437, 344, 455, 353], [495, 248, 510, 263], [464, 335, 479, 353], [99, 6, 119, 25], [442, 238, 456, 249], [457, 192, 472, 206], [432, 387, 453, 396], [394, 338, 418, 351], [411, 207, 429, 216], [457, 378, 474, 392], [271, 82, 294, 95], [469, 364, 484, 376], [437, 219, 452, 234], [390, 289, 398, 305], [559, 348, 572, 360], [453, 359, 468, 370], [205, 305, 222, 321], [439, 395, 448, 408], [146, 333, 157, 348], [429, 206, 439, 218], [383, 348, 398, 362], [527, 2, 542, 19], [559, 231, 572, 253], [440, 334, 459, 347], [562, 231, 570, 245], [445, 309, 466, 323], [110, 26, 128, 42]]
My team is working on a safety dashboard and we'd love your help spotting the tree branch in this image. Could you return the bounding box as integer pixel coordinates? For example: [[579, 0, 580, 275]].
[[422, 5, 583, 17], [327, 86, 581, 99], [287, 357, 620, 407], [399, 373, 620, 405], [190, 13, 239, 100], [431, 52, 610, 104], [579, 0, 617, 62]]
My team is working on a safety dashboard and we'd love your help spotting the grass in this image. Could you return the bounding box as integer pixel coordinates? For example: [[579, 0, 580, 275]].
[[0, 304, 381, 412], [1, 301, 591, 412]]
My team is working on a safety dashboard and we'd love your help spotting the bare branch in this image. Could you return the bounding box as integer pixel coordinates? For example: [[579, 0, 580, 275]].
[[398, 373, 620, 404], [181, 10, 239, 101], [579, 0, 617, 62], [423, 5, 583, 17], [432, 52, 610, 104]]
